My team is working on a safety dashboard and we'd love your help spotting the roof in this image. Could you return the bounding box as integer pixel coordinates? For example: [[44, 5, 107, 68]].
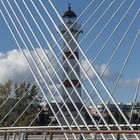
[[63, 4, 77, 18]]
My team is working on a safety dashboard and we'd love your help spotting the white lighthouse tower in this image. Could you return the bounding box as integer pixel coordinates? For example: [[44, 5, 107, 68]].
[[60, 4, 82, 104], [58, 4, 86, 125]]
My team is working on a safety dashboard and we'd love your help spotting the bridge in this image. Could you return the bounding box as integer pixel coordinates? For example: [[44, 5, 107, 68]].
[[0, 0, 140, 140]]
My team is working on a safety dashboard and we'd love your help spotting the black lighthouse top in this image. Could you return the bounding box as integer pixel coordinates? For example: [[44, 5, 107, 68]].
[[60, 4, 82, 32], [63, 4, 77, 18]]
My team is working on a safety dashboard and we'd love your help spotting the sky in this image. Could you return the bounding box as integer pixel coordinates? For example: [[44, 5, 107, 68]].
[[0, 0, 140, 104]]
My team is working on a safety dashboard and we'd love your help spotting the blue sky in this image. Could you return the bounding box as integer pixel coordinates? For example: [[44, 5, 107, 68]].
[[0, 0, 140, 103]]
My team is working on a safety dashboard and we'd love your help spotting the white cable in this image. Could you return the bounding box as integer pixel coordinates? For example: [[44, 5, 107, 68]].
[[109, 11, 140, 96], [1, 10, 70, 140], [129, 81, 140, 123], [96, 13, 139, 130], [94, 12, 139, 121], [93, 10, 140, 108], [87, 10, 140, 140], [83, 0, 127, 60], [33, 0, 137, 139]]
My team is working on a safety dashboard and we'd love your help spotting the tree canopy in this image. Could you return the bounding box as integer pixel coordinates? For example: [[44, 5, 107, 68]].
[[0, 80, 42, 127]]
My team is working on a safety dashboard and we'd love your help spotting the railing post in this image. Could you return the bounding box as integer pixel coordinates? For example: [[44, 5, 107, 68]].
[[4, 133, 7, 140], [92, 133, 96, 140], [20, 132, 27, 140], [117, 133, 120, 140], [25, 133, 28, 140], [4, 133, 10, 140], [12, 133, 16, 140], [20, 133, 24, 140], [50, 133, 53, 140], [4, 133, 6, 140], [43, 132, 47, 140], [80, 134, 83, 140]]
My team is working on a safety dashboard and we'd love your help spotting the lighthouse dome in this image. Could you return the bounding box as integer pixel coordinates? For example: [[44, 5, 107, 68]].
[[63, 4, 77, 18]]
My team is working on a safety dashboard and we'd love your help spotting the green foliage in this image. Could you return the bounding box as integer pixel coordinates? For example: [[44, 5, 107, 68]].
[[0, 80, 13, 98], [0, 80, 42, 127]]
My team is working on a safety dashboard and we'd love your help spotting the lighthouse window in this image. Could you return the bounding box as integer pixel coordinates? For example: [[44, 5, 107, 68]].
[[64, 95, 68, 100], [66, 67, 68, 72], [76, 66, 79, 72], [64, 66, 68, 72]]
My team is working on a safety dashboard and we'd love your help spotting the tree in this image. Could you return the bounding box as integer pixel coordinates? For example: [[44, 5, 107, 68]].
[[0, 80, 13, 98], [0, 80, 42, 127], [13, 82, 42, 126]]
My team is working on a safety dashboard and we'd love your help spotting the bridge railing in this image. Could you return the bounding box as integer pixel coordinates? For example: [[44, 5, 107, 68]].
[[0, 1, 140, 140]]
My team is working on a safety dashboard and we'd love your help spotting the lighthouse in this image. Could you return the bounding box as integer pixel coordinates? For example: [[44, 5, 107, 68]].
[[58, 4, 86, 125], [60, 4, 83, 104]]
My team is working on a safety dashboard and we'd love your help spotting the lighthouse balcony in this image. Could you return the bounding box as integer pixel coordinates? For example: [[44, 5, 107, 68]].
[[59, 23, 83, 33]]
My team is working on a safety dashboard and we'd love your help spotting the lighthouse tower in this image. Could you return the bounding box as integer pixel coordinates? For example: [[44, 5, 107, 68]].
[[58, 4, 85, 125], [60, 4, 82, 105]]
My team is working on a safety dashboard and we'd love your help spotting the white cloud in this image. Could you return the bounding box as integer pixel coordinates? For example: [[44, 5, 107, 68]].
[[119, 78, 140, 87], [81, 59, 96, 79], [81, 59, 115, 80], [48, 84, 62, 102], [0, 52, 6, 59], [81, 59, 139, 88], [0, 48, 54, 84], [99, 64, 111, 77], [0, 49, 29, 84]]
